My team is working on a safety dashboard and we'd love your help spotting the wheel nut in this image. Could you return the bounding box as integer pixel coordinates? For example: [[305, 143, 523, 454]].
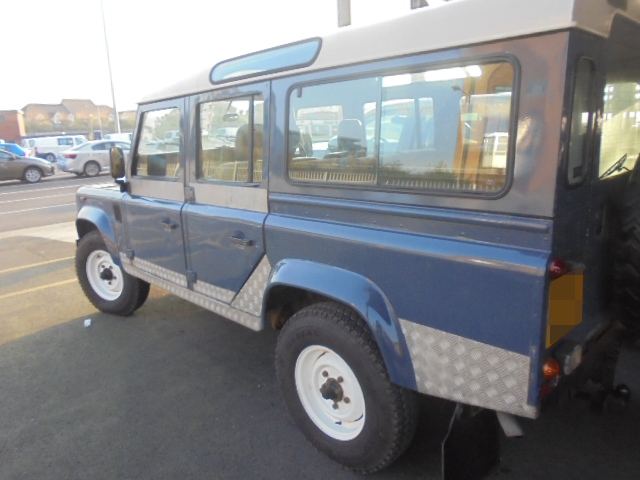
[[337, 376, 343, 383], [322, 371, 328, 378], [344, 397, 350, 404], [332, 403, 339, 410]]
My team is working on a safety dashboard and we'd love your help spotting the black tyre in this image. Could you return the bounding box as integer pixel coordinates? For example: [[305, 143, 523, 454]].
[[275, 302, 418, 474], [45, 153, 56, 162], [84, 161, 100, 177], [614, 174, 640, 333], [23, 167, 42, 183], [76, 230, 150, 315]]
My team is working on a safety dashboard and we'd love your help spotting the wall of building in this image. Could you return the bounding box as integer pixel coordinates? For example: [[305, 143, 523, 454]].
[[0, 110, 26, 143]]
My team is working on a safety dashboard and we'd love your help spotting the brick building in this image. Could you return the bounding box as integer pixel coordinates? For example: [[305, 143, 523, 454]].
[[0, 110, 26, 143]]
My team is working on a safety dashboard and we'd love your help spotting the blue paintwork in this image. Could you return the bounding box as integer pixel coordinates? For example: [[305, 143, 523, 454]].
[[266, 211, 549, 356], [124, 193, 187, 275], [266, 258, 417, 390], [182, 203, 266, 292]]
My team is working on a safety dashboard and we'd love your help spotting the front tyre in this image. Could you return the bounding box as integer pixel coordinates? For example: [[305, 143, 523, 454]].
[[76, 230, 149, 315], [275, 302, 418, 474], [23, 167, 42, 183]]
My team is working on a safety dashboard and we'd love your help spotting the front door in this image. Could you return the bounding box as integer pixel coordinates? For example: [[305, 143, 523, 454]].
[[0, 151, 18, 180], [123, 99, 187, 285], [182, 82, 269, 304]]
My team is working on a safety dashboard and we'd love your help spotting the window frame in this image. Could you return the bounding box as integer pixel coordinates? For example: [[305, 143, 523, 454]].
[[284, 54, 520, 199], [131, 100, 184, 182], [565, 56, 596, 187], [195, 92, 265, 186]]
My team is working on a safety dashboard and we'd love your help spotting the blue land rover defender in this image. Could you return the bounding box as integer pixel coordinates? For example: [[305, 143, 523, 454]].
[[74, 0, 640, 473]]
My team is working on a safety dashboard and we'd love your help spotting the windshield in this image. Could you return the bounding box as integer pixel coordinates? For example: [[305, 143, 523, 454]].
[[599, 18, 640, 178]]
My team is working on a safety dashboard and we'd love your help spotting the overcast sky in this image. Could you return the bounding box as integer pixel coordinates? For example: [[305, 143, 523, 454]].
[[0, 0, 444, 112]]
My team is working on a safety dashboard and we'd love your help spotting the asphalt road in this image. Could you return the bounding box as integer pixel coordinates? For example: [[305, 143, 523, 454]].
[[0, 173, 638, 480], [0, 173, 112, 232]]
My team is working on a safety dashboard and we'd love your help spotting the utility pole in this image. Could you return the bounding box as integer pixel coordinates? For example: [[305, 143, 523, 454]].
[[337, 0, 351, 27], [100, 0, 121, 133]]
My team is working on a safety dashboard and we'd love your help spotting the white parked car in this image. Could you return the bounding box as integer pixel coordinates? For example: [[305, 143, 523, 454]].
[[59, 140, 130, 177], [103, 132, 133, 143]]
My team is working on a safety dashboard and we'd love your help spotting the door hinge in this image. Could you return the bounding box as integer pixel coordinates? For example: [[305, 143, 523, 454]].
[[185, 186, 195, 203], [186, 270, 197, 289]]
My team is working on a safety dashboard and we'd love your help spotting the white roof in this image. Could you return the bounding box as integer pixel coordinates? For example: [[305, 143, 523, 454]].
[[142, 0, 640, 104]]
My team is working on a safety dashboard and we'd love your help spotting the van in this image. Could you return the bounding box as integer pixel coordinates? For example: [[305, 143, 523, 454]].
[[22, 135, 87, 161], [73, 0, 640, 473]]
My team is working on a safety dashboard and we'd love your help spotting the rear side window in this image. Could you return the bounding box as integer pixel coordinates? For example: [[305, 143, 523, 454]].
[[134, 108, 181, 178], [567, 58, 595, 185], [287, 61, 515, 194], [57, 137, 74, 146], [91, 142, 110, 151], [197, 95, 264, 183]]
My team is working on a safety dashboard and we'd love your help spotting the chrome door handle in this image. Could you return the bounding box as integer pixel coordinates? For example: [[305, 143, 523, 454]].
[[231, 234, 254, 247], [160, 218, 178, 232]]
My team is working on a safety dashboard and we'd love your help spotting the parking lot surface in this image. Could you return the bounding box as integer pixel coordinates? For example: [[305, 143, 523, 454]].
[[0, 174, 639, 480]]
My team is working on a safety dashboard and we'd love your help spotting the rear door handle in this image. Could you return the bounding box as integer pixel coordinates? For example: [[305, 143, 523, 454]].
[[160, 218, 179, 232], [231, 234, 254, 247]]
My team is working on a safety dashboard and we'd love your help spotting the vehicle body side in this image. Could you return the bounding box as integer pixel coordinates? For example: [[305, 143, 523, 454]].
[[74, 8, 638, 419]]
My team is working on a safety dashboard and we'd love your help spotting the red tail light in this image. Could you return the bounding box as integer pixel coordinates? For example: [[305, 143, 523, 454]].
[[548, 258, 569, 280], [64, 153, 77, 159]]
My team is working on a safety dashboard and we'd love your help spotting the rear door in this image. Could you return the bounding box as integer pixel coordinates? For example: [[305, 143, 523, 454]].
[[123, 99, 188, 283], [181, 82, 268, 303]]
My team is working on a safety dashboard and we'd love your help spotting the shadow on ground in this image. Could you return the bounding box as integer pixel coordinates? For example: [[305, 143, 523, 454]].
[[0, 293, 638, 480]]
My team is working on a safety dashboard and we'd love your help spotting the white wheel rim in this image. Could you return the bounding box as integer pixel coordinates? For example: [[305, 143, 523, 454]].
[[25, 169, 41, 182], [85, 249, 123, 301], [86, 163, 99, 176], [295, 345, 366, 441]]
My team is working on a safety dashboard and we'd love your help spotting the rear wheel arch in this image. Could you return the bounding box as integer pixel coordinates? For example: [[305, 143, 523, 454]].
[[263, 260, 417, 390]]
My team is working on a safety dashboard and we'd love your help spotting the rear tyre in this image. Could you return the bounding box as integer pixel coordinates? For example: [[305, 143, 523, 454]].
[[45, 153, 56, 162], [84, 161, 100, 177], [613, 161, 640, 333], [23, 167, 42, 183], [275, 302, 418, 474], [76, 230, 149, 315]]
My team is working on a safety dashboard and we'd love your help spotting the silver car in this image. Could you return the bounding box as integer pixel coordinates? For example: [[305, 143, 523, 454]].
[[59, 140, 131, 177], [0, 149, 55, 183]]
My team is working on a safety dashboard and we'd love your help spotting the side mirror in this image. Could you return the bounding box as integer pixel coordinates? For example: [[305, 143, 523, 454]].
[[109, 146, 128, 191]]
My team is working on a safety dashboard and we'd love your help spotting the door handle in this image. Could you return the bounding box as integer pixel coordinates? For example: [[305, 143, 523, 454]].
[[160, 218, 179, 232], [231, 234, 254, 247]]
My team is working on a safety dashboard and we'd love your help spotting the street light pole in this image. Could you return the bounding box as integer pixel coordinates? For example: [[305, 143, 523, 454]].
[[100, 0, 121, 133], [337, 0, 351, 27]]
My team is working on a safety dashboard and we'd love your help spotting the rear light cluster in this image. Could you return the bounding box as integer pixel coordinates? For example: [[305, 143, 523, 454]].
[[541, 258, 572, 398], [548, 258, 569, 279], [64, 153, 77, 159], [541, 358, 561, 398]]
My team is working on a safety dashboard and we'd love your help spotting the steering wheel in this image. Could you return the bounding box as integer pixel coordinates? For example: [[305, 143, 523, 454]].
[[599, 153, 628, 179]]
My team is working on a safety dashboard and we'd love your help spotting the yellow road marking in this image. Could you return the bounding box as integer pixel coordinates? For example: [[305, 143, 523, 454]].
[[0, 278, 77, 301], [0, 256, 75, 275]]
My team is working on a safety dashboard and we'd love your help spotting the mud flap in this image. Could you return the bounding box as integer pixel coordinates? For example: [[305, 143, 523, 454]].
[[441, 404, 500, 480]]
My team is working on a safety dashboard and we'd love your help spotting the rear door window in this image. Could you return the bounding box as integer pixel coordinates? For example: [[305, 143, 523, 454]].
[[599, 81, 640, 178], [198, 95, 264, 183]]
